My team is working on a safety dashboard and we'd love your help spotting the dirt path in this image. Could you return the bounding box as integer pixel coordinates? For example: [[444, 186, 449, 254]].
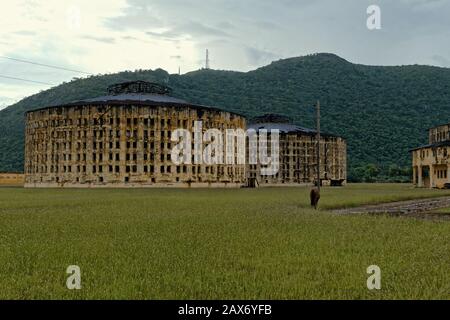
[[332, 196, 450, 221]]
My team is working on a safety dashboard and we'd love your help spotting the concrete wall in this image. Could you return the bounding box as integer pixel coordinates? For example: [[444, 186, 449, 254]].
[[412, 145, 450, 189], [25, 104, 247, 188], [246, 133, 347, 186], [429, 124, 450, 144], [0, 173, 24, 186]]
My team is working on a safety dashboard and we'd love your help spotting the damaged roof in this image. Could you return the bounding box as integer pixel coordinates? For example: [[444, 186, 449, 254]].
[[247, 122, 342, 138], [74, 93, 188, 105], [409, 140, 450, 152], [26, 81, 245, 117], [247, 113, 343, 138]]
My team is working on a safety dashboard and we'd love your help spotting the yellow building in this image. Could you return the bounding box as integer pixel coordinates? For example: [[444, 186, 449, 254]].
[[24, 81, 246, 188], [0, 173, 24, 185], [246, 114, 346, 187], [411, 123, 450, 188]]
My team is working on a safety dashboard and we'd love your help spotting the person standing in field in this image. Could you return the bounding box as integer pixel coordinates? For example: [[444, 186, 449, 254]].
[[310, 187, 320, 210]]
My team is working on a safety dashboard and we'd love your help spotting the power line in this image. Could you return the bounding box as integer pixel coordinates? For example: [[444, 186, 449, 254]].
[[0, 56, 93, 75], [0, 75, 55, 86]]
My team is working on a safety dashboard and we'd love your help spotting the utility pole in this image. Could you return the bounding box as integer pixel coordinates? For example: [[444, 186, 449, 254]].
[[205, 49, 210, 70], [316, 100, 321, 190]]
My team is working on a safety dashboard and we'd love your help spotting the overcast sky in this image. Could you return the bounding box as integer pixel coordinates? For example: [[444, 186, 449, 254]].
[[1, 0, 450, 109]]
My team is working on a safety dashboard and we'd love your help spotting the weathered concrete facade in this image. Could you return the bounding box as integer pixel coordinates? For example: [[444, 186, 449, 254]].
[[411, 123, 450, 189], [0, 172, 24, 185], [246, 115, 347, 187], [25, 83, 348, 189], [25, 81, 246, 188]]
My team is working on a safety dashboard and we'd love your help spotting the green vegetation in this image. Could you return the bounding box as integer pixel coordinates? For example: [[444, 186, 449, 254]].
[[433, 207, 450, 214], [0, 184, 449, 299], [2, 53, 450, 180]]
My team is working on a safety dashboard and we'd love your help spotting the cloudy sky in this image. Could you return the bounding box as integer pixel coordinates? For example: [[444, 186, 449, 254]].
[[1, 0, 450, 109]]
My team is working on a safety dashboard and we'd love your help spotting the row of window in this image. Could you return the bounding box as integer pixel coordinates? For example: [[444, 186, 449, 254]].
[[431, 130, 450, 143], [33, 175, 245, 184], [28, 116, 239, 130], [436, 169, 448, 179], [418, 147, 450, 159], [28, 117, 171, 129], [28, 128, 171, 141], [30, 151, 230, 164], [27, 164, 245, 175]]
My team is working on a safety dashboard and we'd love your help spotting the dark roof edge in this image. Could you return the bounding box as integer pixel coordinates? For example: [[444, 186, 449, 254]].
[[427, 122, 450, 130], [25, 100, 247, 118], [247, 123, 344, 139], [284, 131, 344, 139], [409, 140, 450, 152]]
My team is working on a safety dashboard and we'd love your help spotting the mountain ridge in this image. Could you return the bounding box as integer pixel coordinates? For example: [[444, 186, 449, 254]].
[[2, 53, 450, 181]]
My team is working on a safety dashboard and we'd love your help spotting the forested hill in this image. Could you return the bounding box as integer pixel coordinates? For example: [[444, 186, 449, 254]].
[[2, 53, 450, 181]]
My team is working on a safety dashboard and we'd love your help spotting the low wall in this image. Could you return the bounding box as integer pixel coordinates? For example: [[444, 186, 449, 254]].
[[24, 181, 244, 188], [0, 173, 24, 186]]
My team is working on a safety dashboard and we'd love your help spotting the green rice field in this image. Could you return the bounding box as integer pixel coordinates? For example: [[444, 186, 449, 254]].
[[0, 184, 449, 299]]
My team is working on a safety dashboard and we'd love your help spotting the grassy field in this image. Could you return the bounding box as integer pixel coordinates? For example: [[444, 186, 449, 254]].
[[434, 207, 450, 214], [0, 183, 449, 300]]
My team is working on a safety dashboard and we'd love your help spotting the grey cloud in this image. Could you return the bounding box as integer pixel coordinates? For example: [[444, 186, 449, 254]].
[[400, 0, 448, 10], [122, 35, 138, 41], [121, 35, 155, 45], [0, 96, 17, 108], [105, 0, 236, 37], [13, 30, 37, 36], [216, 21, 235, 30], [0, 39, 90, 89], [104, 1, 163, 31], [431, 55, 450, 67], [146, 21, 232, 43], [245, 47, 278, 66], [146, 30, 182, 41], [7, 0, 450, 88], [180, 21, 231, 38], [81, 35, 116, 44], [200, 39, 231, 47], [252, 20, 280, 31]]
